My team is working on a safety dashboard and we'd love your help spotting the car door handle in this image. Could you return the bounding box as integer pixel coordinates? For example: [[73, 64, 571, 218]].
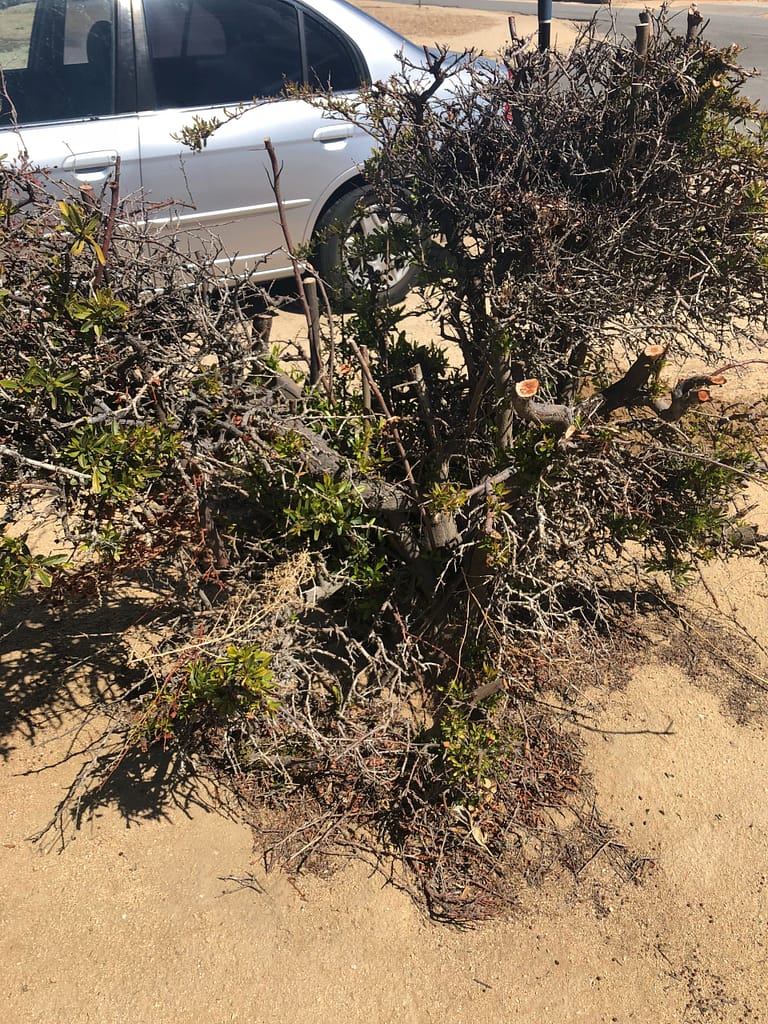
[[312, 125, 355, 143], [61, 151, 119, 181]]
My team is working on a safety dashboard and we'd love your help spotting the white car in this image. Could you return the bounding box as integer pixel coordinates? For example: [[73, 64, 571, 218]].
[[0, 0, 430, 299]]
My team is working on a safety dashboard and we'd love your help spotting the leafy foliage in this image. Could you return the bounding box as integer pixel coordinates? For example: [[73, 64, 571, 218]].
[[62, 423, 180, 499], [134, 644, 277, 746], [0, 535, 69, 608]]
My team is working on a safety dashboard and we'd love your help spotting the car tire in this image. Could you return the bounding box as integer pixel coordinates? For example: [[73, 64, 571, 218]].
[[313, 186, 419, 309]]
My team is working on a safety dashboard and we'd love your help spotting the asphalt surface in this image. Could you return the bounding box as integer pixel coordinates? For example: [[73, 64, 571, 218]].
[[393, 1, 768, 107]]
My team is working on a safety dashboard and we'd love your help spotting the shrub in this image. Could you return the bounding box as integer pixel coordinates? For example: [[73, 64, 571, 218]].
[[3, 11, 766, 918]]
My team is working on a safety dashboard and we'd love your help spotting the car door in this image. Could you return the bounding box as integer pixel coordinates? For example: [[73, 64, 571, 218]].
[[0, 0, 141, 209], [133, 0, 371, 280]]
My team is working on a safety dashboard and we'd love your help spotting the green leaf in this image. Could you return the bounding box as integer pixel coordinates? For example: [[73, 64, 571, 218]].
[[33, 566, 52, 587]]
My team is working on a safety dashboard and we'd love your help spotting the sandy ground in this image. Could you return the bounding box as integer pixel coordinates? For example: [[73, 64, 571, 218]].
[[2, 4, 768, 1023]]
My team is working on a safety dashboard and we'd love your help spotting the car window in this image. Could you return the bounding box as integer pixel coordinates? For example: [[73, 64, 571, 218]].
[[142, 0, 363, 110], [303, 8, 359, 93], [144, 0, 302, 109], [0, 0, 115, 124], [0, 0, 36, 71], [143, 0, 225, 60]]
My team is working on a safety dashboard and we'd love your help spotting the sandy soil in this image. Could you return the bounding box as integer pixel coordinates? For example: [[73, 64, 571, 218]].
[[2, 4, 768, 1023], [3, 607, 767, 1024]]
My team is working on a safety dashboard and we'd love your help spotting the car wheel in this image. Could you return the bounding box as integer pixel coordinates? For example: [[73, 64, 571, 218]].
[[313, 186, 419, 308]]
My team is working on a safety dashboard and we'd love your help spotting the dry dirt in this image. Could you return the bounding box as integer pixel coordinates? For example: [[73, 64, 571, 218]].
[[2, 4, 768, 1023]]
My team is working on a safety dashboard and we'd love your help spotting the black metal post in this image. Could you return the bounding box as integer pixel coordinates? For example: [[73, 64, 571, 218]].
[[538, 0, 552, 53]]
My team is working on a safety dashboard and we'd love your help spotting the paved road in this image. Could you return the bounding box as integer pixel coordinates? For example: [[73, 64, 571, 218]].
[[394, 1, 768, 107]]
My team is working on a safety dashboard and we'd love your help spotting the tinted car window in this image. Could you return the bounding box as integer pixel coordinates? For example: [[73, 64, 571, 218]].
[[143, 0, 225, 59], [144, 0, 302, 108], [0, 0, 115, 124], [303, 8, 359, 92]]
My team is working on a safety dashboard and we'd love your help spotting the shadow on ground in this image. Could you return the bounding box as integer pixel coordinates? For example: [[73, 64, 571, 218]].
[[0, 590, 149, 752], [0, 588, 236, 846]]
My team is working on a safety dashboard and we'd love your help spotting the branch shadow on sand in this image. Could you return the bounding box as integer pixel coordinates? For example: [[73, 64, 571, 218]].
[[29, 741, 237, 853], [0, 590, 240, 848]]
